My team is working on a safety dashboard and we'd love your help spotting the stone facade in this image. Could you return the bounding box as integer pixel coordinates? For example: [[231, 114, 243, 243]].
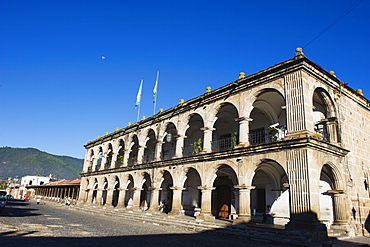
[[79, 49, 370, 238]]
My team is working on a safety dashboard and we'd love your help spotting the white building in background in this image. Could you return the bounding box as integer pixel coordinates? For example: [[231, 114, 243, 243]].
[[19, 175, 51, 198], [78, 48, 370, 239]]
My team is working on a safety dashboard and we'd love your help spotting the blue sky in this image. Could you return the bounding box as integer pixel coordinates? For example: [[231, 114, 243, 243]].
[[1, 0, 369, 159]]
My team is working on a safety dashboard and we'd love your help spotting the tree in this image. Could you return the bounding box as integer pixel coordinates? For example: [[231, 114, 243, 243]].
[[0, 181, 8, 190]]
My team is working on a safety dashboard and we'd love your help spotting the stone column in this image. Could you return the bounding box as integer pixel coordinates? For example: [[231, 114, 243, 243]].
[[82, 149, 90, 172], [201, 127, 215, 153], [131, 188, 142, 211], [197, 186, 215, 220], [122, 150, 131, 167], [327, 190, 349, 225], [154, 141, 163, 161], [109, 152, 118, 169], [236, 117, 253, 147], [92, 155, 98, 171], [174, 135, 185, 158], [116, 188, 127, 208], [86, 190, 94, 204], [95, 189, 103, 205], [137, 146, 145, 164], [234, 185, 255, 222], [100, 155, 107, 170], [326, 119, 338, 143], [169, 187, 185, 216], [105, 188, 114, 206], [148, 187, 162, 213]]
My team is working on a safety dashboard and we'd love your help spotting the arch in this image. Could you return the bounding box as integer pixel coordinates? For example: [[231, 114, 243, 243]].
[[161, 123, 178, 160], [140, 172, 152, 210], [116, 139, 125, 167], [212, 103, 239, 151], [184, 114, 204, 156], [251, 160, 289, 224], [159, 170, 174, 213], [128, 135, 139, 166], [313, 88, 339, 142], [319, 162, 346, 226], [212, 164, 239, 219], [101, 177, 108, 205], [181, 167, 202, 217], [112, 176, 120, 207], [87, 149, 94, 171], [249, 89, 286, 145], [125, 174, 135, 208], [143, 129, 156, 163], [96, 147, 103, 171], [320, 162, 344, 190], [92, 178, 98, 204], [104, 143, 113, 169]]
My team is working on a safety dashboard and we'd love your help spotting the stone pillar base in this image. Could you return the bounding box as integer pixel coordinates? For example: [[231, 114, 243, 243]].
[[233, 215, 252, 224], [168, 209, 184, 217], [146, 208, 161, 214], [285, 220, 328, 241], [196, 213, 215, 221], [330, 223, 351, 237]]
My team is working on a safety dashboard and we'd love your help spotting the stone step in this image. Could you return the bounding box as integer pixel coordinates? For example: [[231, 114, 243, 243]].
[[65, 203, 317, 246]]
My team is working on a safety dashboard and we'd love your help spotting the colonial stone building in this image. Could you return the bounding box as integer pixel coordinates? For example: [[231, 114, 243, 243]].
[[79, 48, 370, 237]]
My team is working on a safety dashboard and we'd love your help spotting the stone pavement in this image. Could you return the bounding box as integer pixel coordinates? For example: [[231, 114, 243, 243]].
[[46, 200, 369, 247]]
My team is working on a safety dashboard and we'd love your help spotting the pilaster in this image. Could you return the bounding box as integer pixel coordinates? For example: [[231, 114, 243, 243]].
[[285, 71, 314, 138], [285, 148, 327, 240]]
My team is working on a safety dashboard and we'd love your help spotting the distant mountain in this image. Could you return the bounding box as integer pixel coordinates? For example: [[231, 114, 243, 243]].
[[0, 147, 83, 180]]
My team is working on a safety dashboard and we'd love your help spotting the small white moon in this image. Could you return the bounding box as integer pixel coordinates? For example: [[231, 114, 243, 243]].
[[101, 56, 106, 59]]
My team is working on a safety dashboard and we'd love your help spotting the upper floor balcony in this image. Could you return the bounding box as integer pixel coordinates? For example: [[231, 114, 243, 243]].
[[83, 57, 343, 173]]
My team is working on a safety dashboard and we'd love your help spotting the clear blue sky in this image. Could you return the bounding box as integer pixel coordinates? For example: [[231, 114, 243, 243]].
[[1, 0, 369, 158]]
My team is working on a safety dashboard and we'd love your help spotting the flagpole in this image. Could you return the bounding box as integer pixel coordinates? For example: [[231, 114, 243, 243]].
[[153, 70, 159, 115], [135, 79, 143, 122], [137, 100, 141, 122]]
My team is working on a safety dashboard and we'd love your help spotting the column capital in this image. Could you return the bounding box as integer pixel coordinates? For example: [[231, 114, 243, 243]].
[[149, 187, 162, 191], [175, 134, 186, 140], [197, 186, 215, 191], [235, 117, 253, 123], [200, 127, 215, 132], [234, 185, 255, 191], [169, 186, 185, 191]]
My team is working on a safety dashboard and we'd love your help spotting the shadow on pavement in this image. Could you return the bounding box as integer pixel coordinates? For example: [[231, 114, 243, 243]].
[[0, 199, 42, 217], [0, 230, 369, 247]]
